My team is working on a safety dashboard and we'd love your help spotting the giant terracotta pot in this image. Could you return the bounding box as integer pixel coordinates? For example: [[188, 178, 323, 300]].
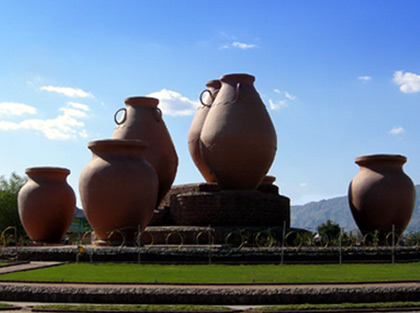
[[200, 73, 277, 190], [187, 79, 221, 182], [112, 97, 178, 206], [348, 154, 416, 236], [79, 139, 158, 245], [18, 167, 75, 243]]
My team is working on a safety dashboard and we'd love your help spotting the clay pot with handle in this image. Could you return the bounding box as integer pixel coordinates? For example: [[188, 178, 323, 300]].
[[348, 154, 416, 237], [112, 97, 178, 206], [18, 167, 76, 243], [200, 73, 277, 190], [188, 79, 221, 182]]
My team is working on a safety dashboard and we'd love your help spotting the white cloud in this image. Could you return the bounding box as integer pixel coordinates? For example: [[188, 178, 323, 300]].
[[220, 41, 257, 50], [393, 71, 420, 93], [40, 85, 94, 98], [389, 126, 405, 135], [67, 102, 90, 111], [284, 91, 296, 101], [147, 89, 199, 116], [59, 107, 89, 119], [300, 183, 307, 187], [268, 90, 296, 110], [358, 76, 372, 82], [78, 129, 88, 138], [0, 102, 90, 140], [0, 121, 20, 130], [232, 41, 257, 49], [0, 102, 37, 116], [273, 89, 296, 100], [268, 99, 288, 110]]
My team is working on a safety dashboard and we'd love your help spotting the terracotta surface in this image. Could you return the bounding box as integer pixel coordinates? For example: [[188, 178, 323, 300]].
[[79, 139, 158, 244], [112, 97, 178, 206], [188, 80, 221, 182], [200, 73, 277, 190], [18, 167, 75, 243], [348, 154, 416, 236]]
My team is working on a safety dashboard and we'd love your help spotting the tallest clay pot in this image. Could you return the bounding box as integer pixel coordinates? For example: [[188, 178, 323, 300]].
[[112, 97, 178, 206], [200, 74, 277, 190]]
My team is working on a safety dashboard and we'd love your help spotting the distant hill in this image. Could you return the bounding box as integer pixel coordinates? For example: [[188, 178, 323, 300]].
[[291, 185, 420, 233]]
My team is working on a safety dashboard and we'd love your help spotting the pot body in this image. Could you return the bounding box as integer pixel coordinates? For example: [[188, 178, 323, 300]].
[[79, 139, 158, 244], [18, 167, 76, 243], [348, 154, 416, 236], [112, 97, 178, 206], [200, 73, 277, 190], [188, 80, 221, 182]]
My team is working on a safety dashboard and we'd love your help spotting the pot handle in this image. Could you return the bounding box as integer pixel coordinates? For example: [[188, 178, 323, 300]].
[[114, 108, 127, 125], [154, 107, 162, 122], [236, 83, 241, 101], [199, 89, 213, 107]]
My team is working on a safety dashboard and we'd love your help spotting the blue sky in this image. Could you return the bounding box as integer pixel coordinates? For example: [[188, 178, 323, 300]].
[[1, 0, 419, 207]]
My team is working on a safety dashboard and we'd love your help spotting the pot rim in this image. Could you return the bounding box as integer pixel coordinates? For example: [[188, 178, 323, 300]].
[[220, 73, 255, 83], [355, 154, 407, 165], [25, 166, 70, 175], [206, 79, 221, 88], [261, 175, 276, 184], [124, 96, 159, 108], [88, 139, 150, 149]]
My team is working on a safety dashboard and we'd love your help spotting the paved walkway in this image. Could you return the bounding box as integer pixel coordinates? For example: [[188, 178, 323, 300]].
[[0, 262, 65, 275]]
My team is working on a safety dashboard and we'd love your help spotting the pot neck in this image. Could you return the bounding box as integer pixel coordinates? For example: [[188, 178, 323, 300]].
[[88, 139, 148, 159], [26, 167, 70, 183], [124, 97, 159, 108], [220, 73, 255, 84], [206, 79, 221, 91], [355, 154, 406, 171]]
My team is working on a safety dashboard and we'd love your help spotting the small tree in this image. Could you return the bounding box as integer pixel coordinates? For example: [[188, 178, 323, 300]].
[[0, 172, 27, 235], [317, 219, 341, 241]]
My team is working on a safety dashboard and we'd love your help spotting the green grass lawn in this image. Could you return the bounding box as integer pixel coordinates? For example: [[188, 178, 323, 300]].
[[0, 262, 420, 283]]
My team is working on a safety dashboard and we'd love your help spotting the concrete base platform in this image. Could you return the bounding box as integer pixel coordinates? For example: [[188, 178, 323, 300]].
[[0, 280, 420, 305]]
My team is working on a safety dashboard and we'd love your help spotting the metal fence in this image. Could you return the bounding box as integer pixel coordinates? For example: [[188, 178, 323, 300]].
[[1, 225, 419, 263]]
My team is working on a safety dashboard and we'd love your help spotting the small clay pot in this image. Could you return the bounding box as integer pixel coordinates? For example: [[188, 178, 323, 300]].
[[112, 97, 178, 207], [200, 73, 277, 190], [18, 167, 76, 243], [188, 80, 221, 182], [79, 139, 158, 245], [348, 154, 416, 237]]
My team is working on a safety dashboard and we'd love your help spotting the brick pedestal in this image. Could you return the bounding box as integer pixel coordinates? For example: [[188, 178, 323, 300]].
[[150, 183, 290, 228]]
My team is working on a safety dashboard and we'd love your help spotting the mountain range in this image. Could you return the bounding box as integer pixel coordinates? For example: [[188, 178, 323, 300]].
[[291, 185, 420, 233]]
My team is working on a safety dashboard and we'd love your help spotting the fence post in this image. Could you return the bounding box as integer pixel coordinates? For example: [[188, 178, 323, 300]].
[[392, 224, 395, 264], [339, 228, 343, 264], [137, 224, 141, 265], [208, 224, 212, 265], [281, 221, 286, 265]]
